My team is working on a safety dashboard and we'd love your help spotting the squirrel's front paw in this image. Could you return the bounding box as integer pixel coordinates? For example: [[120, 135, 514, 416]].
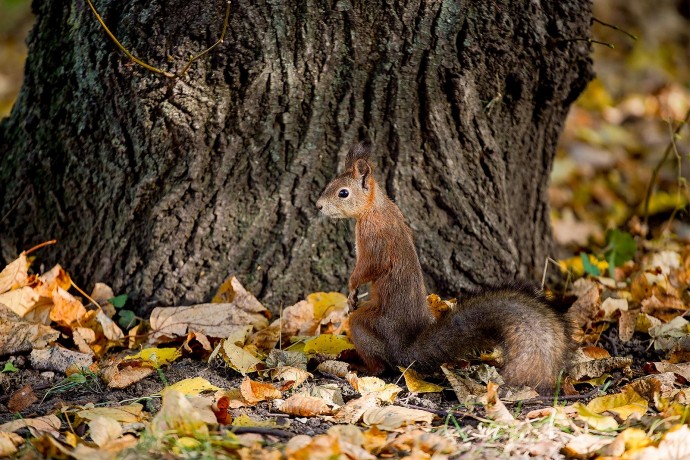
[[347, 289, 359, 310]]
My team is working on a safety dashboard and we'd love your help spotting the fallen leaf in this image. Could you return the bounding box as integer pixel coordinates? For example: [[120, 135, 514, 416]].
[[96, 310, 124, 341], [333, 394, 380, 424], [0, 432, 24, 457], [633, 425, 690, 459], [569, 357, 632, 381], [562, 433, 613, 458], [0, 286, 39, 318], [0, 253, 28, 294], [649, 362, 690, 381], [573, 402, 619, 431], [125, 347, 180, 368], [303, 334, 355, 356], [271, 366, 311, 389], [29, 346, 93, 373], [347, 373, 402, 403], [150, 390, 212, 438], [50, 286, 87, 327], [316, 360, 350, 378], [76, 404, 144, 424], [310, 384, 345, 408], [0, 414, 61, 436], [274, 300, 315, 339], [0, 305, 59, 356], [361, 406, 434, 430], [567, 279, 601, 328], [275, 394, 332, 416], [398, 367, 444, 393], [7, 384, 37, 412], [240, 378, 281, 404], [480, 382, 514, 422], [441, 365, 486, 403], [164, 377, 222, 395], [587, 387, 648, 420], [221, 340, 262, 374], [89, 416, 123, 447], [101, 363, 155, 389]]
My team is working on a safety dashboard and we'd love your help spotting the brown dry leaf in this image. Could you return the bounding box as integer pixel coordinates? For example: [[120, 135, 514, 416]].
[[96, 310, 124, 341], [650, 362, 690, 381], [562, 434, 613, 458], [284, 433, 342, 460], [0, 414, 61, 436], [214, 388, 249, 409], [0, 286, 39, 318], [310, 384, 345, 408], [90, 283, 116, 318], [50, 286, 87, 327], [101, 363, 155, 389], [37, 264, 72, 294], [0, 252, 28, 294], [362, 427, 388, 456], [0, 432, 24, 457], [7, 384, 37, 412], [29, 345, 93, 373], [601, 297, 628, 319], [346, 373, 402, 403], [568, 278, 601, 328], [569, 357, 633, 381], [619, 310, 635, 342], [275, 394, 332, 416], [73, 327, 97, 355], [333, 394, 379, 424], [398, 367, 444, 393], [247, 321, 281, 353], [633, 424, 690, 459], [316, 360, 350, 378], [326, 425, 377, 460], [88, 416, 123, 447], [581, 346, 611, 359], [441, 365, 485, 403], [0, 305, 59, 355], [71, 435, 138, 460], [384, 429, 458, 457], [240, 377, 281, 404], [624, 373, 675, 400], [274, 300, 315, 339], [150, 298, 269, 340], [271, 366, 312, 389], [480, 382, 514, 423], [361, 406, 435, 431], [150, 390, 211, 438]]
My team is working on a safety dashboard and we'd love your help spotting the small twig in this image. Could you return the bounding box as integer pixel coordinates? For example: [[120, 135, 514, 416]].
[[557, 37, 614, 48], [25, 240, 57, 255], [71, 279, 104, 313], [228, 427, 293, 438], [516, 386, 602, 405], [85, 0, 231, 79], [592, 17, 638, 40], [642, 108, 690, 228]]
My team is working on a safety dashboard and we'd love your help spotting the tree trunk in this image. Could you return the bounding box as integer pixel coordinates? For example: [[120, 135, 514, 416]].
[[0, 0, 592, 315]]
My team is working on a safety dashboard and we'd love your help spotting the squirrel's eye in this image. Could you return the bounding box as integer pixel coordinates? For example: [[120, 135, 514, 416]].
[[338, 189, 349, 198]]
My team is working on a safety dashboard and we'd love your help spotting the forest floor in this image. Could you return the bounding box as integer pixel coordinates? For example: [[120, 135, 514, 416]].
[[1, 1, 690, 459]]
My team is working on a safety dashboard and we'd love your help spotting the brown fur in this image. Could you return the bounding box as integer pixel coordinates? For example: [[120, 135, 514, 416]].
[[316, 142, 572, 392]]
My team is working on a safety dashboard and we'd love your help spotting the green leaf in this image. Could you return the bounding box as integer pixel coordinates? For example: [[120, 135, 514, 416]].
[[581, 253, 601, 277], [604, 229, 637, 268], [109, 294, 128, 309], [118, 309, 137, 330], [2, 362, 19, 373]]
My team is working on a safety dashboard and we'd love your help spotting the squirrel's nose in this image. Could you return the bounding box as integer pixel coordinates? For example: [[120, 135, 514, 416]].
[[317, 204, 323, 210]]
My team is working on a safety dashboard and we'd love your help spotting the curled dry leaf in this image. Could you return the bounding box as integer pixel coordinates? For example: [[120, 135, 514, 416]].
[[480, 382, 514, 423], [346, 373, 402, 403], [316, 359, 350, 378], [50, 286, 87, 327], [240, 377, 281, 404], [398, 367, 444, 393], [29, 345, 93, 373], [581, 346, 611, 360], [619, 310, 636, 342], [569, 356, 633, 381], [310, 384, 345, 407], [333, 394, 379, 424], [562, 434, 614, 458], [572, 403, 619, 431], [274, 300, 314, 340], [649, 362, 690, 382], [271, 366, 311, 389], [568, 278, 601, 328], [361, 405, 435, 431], [90, 282, 116, 318], [441, 365, 486, 403], [284, 433, 343, 460], [150, 390, 211, 438], [101, 363, 154, 389], [587, 387, 648, 420], [384, 429, 458, 457], [0, 305, 59, 356], [275, 394, 333, 416], [0, 286, 40, 319]]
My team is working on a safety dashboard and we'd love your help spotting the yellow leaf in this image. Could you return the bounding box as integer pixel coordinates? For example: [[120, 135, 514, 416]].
[[88, 416, 123, 447], [164, 377, 221, 396], [347, 373, 402, 403], [586, 387, 648, 420], [76, 404, 144, 424], [398, 367, 444, 393], [617, 427, 651, 450], [0, 253, 28, 294], [125, 347, 181, 368], [573, 402, 618, 431], [558, 254, 608, 277], [150, 390, 211, 439], [307, 292, 347, 320], [221, 341, 261, 374], [231, 414, 278, 428], [303, 334, 355, 355]]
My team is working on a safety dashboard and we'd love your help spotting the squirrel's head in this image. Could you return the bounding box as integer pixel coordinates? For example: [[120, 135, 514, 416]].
[[317, 141, 375, 219]]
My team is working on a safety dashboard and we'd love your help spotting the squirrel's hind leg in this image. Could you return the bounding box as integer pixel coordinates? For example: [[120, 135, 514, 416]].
[[348, 307, 388, 375]]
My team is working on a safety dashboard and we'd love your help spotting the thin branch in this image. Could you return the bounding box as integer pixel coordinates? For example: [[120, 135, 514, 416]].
[[228, 427, 293, 438], [642, 108, 690, 228], [592, 17, 638, 41], [398, 403, 488, 423], [85, 0, 231, 79]]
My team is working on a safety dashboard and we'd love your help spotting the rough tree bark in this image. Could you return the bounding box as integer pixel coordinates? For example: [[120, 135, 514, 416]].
[[0, 0, 592, 314]]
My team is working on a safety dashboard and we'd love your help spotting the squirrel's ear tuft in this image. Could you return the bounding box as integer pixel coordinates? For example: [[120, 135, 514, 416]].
[[344, 140, 372, 170], [353, 158, 371, 190]]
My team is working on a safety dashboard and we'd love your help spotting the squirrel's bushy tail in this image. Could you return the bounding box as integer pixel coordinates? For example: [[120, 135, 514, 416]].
[[405, 285, 573, 391]]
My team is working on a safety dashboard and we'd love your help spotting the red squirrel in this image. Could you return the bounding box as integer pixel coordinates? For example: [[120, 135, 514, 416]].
[[316, 141, 572, 391]]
